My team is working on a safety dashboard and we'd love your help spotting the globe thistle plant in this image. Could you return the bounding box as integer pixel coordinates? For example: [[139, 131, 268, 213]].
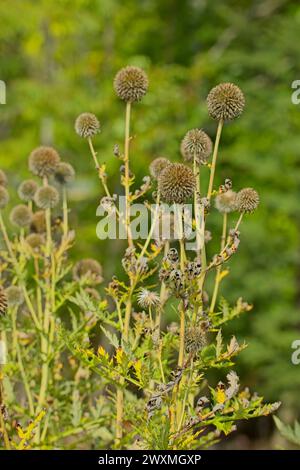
[[181, 129, 212, 164], [114, 66, 148, 103], [5, 285, 24, 307], [54, 162, 75, 185], [25, 233, 44, 252], [75, 113, 100, 139], [158, 163, 196, 204], [34, 185, 59, 209], [236, 187, 260, 213], [207, 83, 245, 122], [30, 210, 46, 233], [215, 189, 237, 214], [9, 204, 32, 228], [18, 179, 38, 202], [137, 288, 160, 309], [73, 258, 103, 285], [29, 146, 60, 178], [149, 157, 171, 179]]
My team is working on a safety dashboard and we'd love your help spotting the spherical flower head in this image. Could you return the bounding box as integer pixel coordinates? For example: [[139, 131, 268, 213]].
[[181, 129, 212, 164], [114, 66, 148, 103], [25, 233, 44, 252], [236, 187, 259, 213], [137, 289, 160, 309], [18, 179, 38, 202], [5, 285, 24, 307], [0, 186, 9, 209], [149, 157, 171, 179], [215, 190, 237, 214], [10, 204, 32, 228], [75, 113, 100, 139], [34, 186, 59, 209], [0, 170, 8, 187], [73, 258, 103, 285], [0, 286, 8, 316], [55, 162, 75, 185], [30, 210, 46, 233], [207, 83, 245, 121], [158, 163, 196, 204], [185, 326, 206, 354], [29, 146, 60, 178]]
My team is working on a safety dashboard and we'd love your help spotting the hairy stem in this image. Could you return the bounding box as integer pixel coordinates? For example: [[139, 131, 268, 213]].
[[210, 212, 227, 314], [207, 119, 223, 201], [124, 101, 133, 248]]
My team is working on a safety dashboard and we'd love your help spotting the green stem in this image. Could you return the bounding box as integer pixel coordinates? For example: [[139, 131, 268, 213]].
[[210, 212, 227, 314], [207, 119, 223, 201]]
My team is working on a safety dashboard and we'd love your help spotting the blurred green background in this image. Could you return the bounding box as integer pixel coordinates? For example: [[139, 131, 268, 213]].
[[1, 0, 300, 448]]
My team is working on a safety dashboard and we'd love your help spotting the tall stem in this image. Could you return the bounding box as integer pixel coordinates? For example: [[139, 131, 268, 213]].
[[207, 119, 223, 201], [124, 102, 133, 248], [210, 212, 227, 314], [193, 156, 202, 260], [62, 186, 68, 240]]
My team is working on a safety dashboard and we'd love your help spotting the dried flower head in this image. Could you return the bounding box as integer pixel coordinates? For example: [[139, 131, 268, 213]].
[[236, 188, 259, 213], [114, 66, 148, 103], [215, 190, 237, 214], [55, 162, 75, 185], [181, 129, 212, 164], [5, 286, 24, 307], [149, 157, 171, 179], [75, 113, 100, 138], [185, 326, 206, 354], [34, 186, 59, 209], [207, 83, 245, 121], [73, 259, 103, 285], [30, 210, 46, 233], [0, 170, 8, 187], [137, 289, 160, 309], [29, 146, 60, 178], [25, 233, 44, 252], [0, 186, 9, 209], [9, 204, 32, 227], [18, 179, 38, 202], [0, 286, 8, 316], [158, 163, 196, 204]]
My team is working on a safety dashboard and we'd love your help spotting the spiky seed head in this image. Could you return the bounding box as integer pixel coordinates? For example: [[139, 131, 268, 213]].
[[25, 233, 44, 252], [158, 163, 196, 204], [137, 289, 160, 309], [185, 326, 206, 354], [29, 146, 60, 178], [215, 190, 237, 214], [0, 286, 8, 316], [0, 170, 8, 187], [236, 188, 259, 213], [5, 286, 24, 307], [75, 113, 100, 138], [55, 162, 75, 185], [73, 259, 103, 285], [0, 186, 9, 209], [149, 157, 171, 179], [114, 66, 148, 103], [9, 204, 32, 227], [18, 179, 38, 201], [180, 129, 212, 164], [30, 210, 46, 233], [207, 83, 245, 121], [34, 186, 59, 209]]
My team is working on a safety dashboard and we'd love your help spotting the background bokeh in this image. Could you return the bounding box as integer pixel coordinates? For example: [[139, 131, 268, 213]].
[[0, 0, 299, 448]]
